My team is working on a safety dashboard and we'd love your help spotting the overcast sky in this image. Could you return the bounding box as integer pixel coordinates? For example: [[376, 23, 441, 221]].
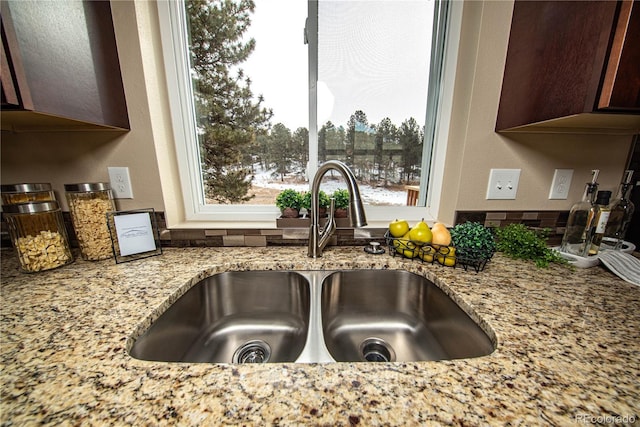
[[239, 1, 433, 130]]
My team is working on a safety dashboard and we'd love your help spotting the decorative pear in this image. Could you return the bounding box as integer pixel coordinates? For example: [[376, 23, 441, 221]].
[[431, 222, 452, 246], [394, 231, 418, 258], [408, 219, 432, 245], [420, 245, 436, 262], [436, 246, 456, 266], [388, 219, 410, 238]]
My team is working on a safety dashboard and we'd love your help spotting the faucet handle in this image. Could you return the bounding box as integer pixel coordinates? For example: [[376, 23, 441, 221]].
[[326, 197, 336, 226], [318, 198, 336, 234]]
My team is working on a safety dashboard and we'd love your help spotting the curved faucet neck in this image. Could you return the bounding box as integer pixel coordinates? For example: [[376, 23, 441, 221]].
[[308, 160, 367, 258]]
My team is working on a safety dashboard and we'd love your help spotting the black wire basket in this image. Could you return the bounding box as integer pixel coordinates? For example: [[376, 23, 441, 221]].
[[384, 230, 490, 273]]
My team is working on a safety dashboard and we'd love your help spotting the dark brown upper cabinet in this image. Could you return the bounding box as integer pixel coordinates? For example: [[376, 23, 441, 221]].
[[1, 0, 129, 131], [496, 0, 640, 134]]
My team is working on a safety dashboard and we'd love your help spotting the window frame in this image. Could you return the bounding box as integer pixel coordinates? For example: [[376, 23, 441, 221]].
[[156, 0, 463, 227]]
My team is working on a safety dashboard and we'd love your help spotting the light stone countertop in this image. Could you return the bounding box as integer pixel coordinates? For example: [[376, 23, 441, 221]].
[[1, 246, 639, 426]]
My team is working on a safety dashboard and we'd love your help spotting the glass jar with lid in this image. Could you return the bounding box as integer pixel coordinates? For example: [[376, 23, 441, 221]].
[[1, 183, 56, 205], [64, 183, 116, 261], [3, 201, 74, 273]]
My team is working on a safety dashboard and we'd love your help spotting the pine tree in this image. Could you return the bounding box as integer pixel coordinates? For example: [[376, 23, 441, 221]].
[[346, 110, 368, 168], [292, 127, 309, 173], [318, 121, 332, 163], [399, 117, 422, 182], [186, 0, 272, 204], [374, 117, 398, 185], [269, 123, 293, 181]]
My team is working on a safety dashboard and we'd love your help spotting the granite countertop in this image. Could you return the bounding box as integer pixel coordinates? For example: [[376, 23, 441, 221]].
[[1, 246, 639, 426]]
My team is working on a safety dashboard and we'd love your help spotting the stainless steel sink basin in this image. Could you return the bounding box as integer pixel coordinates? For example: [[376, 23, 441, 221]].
[[129, 271, 310, 363], [321, 270, 495, 362], [129, 270, 495, 364]]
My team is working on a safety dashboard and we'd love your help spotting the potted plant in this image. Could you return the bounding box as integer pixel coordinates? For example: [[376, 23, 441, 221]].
[[275, 189, 302, 218], [332, 188, 350, 218], [301, 190, 330, 218], [450, 221, 496, 272]]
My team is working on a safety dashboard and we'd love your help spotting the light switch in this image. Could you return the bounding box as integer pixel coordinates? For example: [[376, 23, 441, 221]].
[[486, 169, 520, 200]]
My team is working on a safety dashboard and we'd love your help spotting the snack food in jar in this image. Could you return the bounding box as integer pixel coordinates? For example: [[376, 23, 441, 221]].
[[3, 201, 74, 273], [65, 183, 116, 261]]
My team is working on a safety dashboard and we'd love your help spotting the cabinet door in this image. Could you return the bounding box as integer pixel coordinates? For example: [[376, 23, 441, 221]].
[[496, 1, 619, 131], [598, 0, 640, 111], [1, 35, 19, 107], [1, 0, 129, 130], [0, 2, 33, 110]]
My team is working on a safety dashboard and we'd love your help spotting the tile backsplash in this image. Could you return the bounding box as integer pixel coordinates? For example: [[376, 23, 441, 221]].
[[455, 210, 568, 246], [1, 210, 569, 249], [159, 210, 568, 248]]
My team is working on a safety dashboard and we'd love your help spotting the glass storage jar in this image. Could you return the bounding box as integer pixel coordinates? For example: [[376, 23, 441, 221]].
[[3, 201, 74, 273], [64, 183, 116, 261], [1, 183, 56, 205]]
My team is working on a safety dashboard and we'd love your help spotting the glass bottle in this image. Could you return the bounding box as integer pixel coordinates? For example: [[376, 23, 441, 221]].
[[604, 170, 635, 250], [585, 190, 611, 256], [560, 169, 599, 256], [3, 201, 74, 273], [65, 183, 116, 261]]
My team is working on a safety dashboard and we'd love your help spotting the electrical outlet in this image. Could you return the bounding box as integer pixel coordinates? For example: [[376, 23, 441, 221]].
[[108, 167, 134, 199], [549, 169, 573, 199], [486, 169, 520, 200]]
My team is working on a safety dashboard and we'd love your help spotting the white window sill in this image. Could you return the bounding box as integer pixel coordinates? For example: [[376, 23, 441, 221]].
[[163, 205, 438, 229]]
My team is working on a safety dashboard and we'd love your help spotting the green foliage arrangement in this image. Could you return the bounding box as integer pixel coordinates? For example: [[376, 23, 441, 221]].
[[301, 190, 330, 211], [275, 189, 302, 211], [495, 224, 568, 268], [332, 189, 351, 209], [450, 222, 496, 261], [300, 191, 311, 211], [318, 190, 331, 209]]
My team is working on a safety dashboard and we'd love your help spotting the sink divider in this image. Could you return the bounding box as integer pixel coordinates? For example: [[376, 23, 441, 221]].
[[295, 270, 336, 363]]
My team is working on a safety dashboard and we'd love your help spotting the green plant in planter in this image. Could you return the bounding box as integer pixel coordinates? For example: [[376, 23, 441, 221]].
[[332, 189, 350, 209], [331, 188, 350, 218], [301, 190, 330, 211], [450, 222, 496, 261], [494, 223, 568, 268], [275, 189, 302, 217]]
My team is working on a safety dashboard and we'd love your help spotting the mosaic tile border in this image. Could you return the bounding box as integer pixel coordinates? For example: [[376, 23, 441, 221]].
[[1, 210, 570, 249], [157, 210, 569, 248], [455, 210, 569, 246]]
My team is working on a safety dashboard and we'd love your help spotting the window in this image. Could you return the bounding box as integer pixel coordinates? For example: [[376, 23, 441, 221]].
[[157, 0, 462, 226], [310, 0, 433, 207]]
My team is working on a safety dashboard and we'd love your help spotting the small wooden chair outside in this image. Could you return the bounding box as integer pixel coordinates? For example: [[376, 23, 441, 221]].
[[405, 185, 420, 206]]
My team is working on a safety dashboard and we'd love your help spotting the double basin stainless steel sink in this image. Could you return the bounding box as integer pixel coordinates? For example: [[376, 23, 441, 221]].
[[129, 270, 495, 364]]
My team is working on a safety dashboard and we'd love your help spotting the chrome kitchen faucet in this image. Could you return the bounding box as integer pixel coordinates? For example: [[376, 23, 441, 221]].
[[308, 160, 367, 258]]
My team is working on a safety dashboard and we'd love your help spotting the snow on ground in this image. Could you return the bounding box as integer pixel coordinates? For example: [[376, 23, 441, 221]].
[[252, 166, 407, 206]]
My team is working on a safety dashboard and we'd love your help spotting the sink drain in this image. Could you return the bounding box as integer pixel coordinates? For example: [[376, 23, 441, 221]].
[[233, 340, 272, 363], [360, 338, 395, 362]]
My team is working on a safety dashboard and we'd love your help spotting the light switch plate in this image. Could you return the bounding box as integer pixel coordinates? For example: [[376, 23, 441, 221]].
[[549, 169, 573, 199], [486, 169, 520, 200], [108, 167, 134, 199]]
